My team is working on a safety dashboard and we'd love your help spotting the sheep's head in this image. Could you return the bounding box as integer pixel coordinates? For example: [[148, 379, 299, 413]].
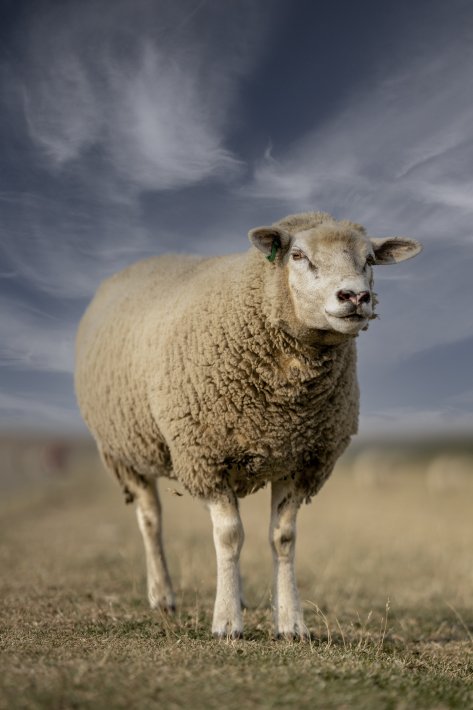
[[249, 213, 422, 340]]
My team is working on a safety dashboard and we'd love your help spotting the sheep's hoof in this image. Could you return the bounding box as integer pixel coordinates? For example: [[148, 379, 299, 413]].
[[212, 630, 243, 640], [150, 598, 176, 614], [275, 629, 310, 642]]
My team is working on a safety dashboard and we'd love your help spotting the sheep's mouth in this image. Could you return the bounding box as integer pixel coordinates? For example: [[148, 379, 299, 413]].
[[339, 313, 366, 321], [325, 311, 367, 322]]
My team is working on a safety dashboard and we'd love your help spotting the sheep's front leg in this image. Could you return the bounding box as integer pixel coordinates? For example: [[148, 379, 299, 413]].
[[208, 494, 244, 639], [270, 480, 308, 639]]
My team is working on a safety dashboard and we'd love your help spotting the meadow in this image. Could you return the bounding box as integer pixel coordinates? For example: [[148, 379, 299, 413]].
[[0, 436, 472, 709]]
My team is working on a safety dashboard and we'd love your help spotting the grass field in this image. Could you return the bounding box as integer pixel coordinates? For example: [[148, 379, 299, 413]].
[[1, 437, 473, 709]]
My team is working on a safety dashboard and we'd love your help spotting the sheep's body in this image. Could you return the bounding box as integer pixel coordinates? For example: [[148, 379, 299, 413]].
[[75, 211, 421, 638], [76, 248, 357, 502]]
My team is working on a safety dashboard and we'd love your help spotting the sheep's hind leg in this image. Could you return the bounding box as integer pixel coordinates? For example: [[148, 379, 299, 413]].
[[101, 452, 175, 612], [135, 479, 175, 612], [208, 493, 244, 639], [270, 480, 308, 640]]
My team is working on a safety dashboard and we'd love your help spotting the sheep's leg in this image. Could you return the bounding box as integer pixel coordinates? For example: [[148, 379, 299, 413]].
[[208, 494, 244, 639], [270, 480, 308, 639], [100, 451, 175, 611], [239, 570, 248, 610], [135, 480, 175, 612]]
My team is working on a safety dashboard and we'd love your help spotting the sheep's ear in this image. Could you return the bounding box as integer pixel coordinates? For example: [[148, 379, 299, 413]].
[[370, 237, 423, 264], [248, 226, 292, 262]]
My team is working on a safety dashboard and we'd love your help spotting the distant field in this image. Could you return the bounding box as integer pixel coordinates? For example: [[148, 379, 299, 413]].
[[1, 437, 473, 709]]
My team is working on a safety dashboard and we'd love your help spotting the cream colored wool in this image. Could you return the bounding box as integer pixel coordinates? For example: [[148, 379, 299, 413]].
[[75, 211, 421, 636], [75, 215, 359, 502]]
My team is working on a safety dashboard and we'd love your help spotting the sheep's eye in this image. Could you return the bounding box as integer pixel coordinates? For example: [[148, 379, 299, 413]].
[[291, 251, 306, 261], [365, 254, 375, 268]]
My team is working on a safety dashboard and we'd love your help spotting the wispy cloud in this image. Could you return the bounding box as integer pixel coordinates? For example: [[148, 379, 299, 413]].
[[243, 20, 473, 371], [0, 191, 153, 299], [0, 299, 75, 373], [23, 53, 102, 165], [0, 0, 267, 305], [0, 391, 81, 430], [246, 30, 473, 242], [360, 406, 473, 438], [19, 0, 257, 191], [0, 0, 269, 404]]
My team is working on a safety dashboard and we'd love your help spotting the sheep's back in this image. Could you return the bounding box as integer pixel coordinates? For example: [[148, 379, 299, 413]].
[[74, 254, 214, 471], [75, 249, 358, 499]]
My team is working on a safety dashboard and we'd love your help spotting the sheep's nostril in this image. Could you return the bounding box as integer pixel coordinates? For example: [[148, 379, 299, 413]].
[[337, 290, 371, 307], [357, 291, 371, 305], [337, 289, 355, 302]]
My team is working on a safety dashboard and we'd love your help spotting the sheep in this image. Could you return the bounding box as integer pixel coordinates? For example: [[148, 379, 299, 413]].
[[75, 210, 422, 639]]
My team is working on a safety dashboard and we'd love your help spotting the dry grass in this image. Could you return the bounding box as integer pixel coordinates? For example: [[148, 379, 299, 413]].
[[1, 438, 473, 709]]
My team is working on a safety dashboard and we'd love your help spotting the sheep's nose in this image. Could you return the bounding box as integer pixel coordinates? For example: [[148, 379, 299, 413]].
[[337, 290, 371, 306]]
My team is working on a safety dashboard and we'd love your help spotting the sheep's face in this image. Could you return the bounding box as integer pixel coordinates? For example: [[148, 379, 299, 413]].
[[249, 221, 422, 338]]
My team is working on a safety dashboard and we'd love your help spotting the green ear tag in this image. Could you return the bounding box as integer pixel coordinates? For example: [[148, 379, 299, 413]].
[[266, 239, 279, 262]]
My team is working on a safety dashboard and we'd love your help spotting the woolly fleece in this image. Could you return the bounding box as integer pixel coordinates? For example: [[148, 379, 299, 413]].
[[75, 212, 360, 501]]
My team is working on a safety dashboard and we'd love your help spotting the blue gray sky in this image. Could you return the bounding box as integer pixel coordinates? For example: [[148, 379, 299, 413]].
[[1, 0, 472, 436]]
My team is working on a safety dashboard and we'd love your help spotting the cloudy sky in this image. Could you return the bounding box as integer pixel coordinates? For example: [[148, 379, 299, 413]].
[[1, 0, 472, 437]]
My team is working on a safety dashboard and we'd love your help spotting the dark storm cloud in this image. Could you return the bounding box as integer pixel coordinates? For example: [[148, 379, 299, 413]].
[[0, 0, 472, 432], [0, 0, 272, 431], [242, 0, 473, 434]]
